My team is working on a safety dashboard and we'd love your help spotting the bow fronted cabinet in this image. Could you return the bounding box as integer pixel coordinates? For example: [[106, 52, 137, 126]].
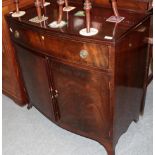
[[5, 0, 153, 154]]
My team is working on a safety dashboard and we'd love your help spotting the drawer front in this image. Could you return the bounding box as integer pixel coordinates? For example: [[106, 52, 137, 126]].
[[42, 36, 110, 69], [10, 25, 110, 69]]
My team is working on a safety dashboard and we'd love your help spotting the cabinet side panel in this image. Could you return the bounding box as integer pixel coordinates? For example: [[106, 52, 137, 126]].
[[114, 18, 150, 146]]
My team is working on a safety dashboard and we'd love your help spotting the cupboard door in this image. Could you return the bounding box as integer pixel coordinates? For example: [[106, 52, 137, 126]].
[[14, 44, 55, 121], [50, 60, 111, 138]]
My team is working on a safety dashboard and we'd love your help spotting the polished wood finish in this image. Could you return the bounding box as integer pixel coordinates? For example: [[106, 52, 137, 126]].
[[14, 44, 55, 120], [10, 28, 110, 69], [51, 60, 111, 137], [114, 18, 150, 146], [2, 0, 33, 105], [7, 3, 150, 42], [7, 1, 152, 154], [140, 14, 153, 115]]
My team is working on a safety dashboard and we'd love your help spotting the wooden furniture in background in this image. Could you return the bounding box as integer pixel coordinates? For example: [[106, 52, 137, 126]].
[[6, 1, 152, 154], [2, 0, 33, 105], [70, 0, 153, 12]]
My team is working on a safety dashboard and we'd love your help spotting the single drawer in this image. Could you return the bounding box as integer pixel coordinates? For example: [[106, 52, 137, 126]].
[[10, 25, 110, 69], [42, 36, 110, 69]]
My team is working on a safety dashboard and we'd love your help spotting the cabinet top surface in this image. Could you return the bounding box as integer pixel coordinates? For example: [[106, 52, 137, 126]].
[[7, 1, 150, 44]]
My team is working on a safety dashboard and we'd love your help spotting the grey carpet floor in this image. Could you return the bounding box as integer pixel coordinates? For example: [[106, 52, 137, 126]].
[[2, 82, 153, 155]]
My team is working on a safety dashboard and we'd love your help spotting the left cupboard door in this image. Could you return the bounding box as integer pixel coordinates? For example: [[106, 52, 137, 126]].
[[14, 43, 55, 121]]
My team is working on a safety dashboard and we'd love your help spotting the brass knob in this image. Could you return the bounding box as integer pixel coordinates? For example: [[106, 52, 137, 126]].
[[14, 30, 20, 38], [137, 26, 146, 33], [129, 43, 132, 47], [9, 28, 13, 32], [80, 50, 89, 59]]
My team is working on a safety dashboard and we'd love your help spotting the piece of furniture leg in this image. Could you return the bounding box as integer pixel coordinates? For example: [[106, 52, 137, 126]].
[[27, 103, 33, 110]]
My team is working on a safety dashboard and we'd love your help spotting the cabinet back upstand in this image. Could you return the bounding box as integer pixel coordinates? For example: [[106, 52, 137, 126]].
[[6, 1, 152, 155]]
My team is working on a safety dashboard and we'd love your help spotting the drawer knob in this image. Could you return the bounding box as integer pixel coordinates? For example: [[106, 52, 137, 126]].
[[9, 28, 13, 32], [80, 50, 89, 59], [14, 30, 20, 38]]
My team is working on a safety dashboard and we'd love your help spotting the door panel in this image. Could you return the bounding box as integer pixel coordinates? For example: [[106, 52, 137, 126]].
[[50, 60, 111, 138], [14, 44, 55, 121]]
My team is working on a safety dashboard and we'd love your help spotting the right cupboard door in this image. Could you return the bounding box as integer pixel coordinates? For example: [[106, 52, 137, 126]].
[[50, 59, 111, 138]]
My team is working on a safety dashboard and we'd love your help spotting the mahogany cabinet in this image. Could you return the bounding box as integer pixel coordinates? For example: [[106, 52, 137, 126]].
[[2, 0, 33, 105], [6, 1, 152, 155]]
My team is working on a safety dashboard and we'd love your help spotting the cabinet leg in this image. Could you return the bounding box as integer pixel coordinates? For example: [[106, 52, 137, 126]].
[[101, 141, 115, 155], [27, 103, 33, 110], [134, 117, 139, 123], [140, 88, 147, 115], [106, 148, 115, 155]]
